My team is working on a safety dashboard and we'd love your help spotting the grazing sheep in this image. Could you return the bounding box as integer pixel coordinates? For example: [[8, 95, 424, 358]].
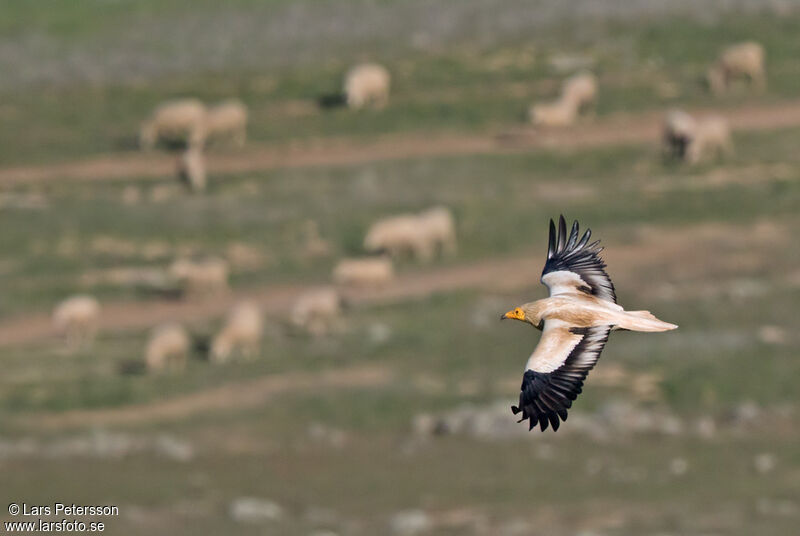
[[707, 41, 766, 95], [290, 288, 342, 336], [210, 301, 263, 363], [686, 116, 733, 164], [177, 147, 207, 193], [364, 215, 434, 262], [169, 257, 229, 296], [333, 257, 394, 287], [343, 63, 390, 109], [205, 99, 248, 147], [561, 71, 598, 113], [145, 323, 190, 372], [52, 295, 100, 348], [139, 99, 207, 151], [528, 96, 577, 127], [417, 206, 457, 257], [663, 109, 697, 159]]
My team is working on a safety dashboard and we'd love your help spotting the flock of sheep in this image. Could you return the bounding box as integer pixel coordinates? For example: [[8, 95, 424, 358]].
[[52, 204, 456, 372], [139, 62, 391, 193], [140, 98, 248, 192], [529, 41, 765, 164], [50, 40, 765, 371], [661, 41, 764, 163]]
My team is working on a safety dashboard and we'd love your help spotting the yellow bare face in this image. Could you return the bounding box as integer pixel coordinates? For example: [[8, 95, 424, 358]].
[[501, 307, 526, 322]]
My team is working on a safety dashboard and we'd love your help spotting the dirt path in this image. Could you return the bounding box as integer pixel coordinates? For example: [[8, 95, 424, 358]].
[[2, 100, 800, 185], [0, 256, 543, 348], [0, 218, 789, 349], [32, 365, 391, 429], [15, 218, 794, 431]]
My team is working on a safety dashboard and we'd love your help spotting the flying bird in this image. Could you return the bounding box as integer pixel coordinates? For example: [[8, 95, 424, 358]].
[[501, 216, 677, 432]]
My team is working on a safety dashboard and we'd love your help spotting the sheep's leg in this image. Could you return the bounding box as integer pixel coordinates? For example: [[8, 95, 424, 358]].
[[443, 235, 457, 256], [720, 136, 734, 158], [234, 128, 246, 147], [753, 70, 767, 92], [584, 98, 597, 119], [414, 241, 435, 263], [686, 140, 702, 165], [188, 127, 206, 151]]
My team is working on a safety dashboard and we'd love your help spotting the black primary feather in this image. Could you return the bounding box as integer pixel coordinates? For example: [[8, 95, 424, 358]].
[[541, 215, 617, 303], [512, 325, 611, 432]]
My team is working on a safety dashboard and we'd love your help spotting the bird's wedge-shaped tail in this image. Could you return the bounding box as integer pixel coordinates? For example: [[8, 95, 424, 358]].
[[613, 310, 678, 332]]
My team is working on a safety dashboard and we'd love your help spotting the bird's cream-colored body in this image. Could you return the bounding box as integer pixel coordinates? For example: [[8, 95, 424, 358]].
[[505, 277, 677, 373], [512, 292, 676, 332]]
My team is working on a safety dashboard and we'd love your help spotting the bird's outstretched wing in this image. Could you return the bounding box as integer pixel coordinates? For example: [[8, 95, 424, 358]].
[[541, 215, 616, 303], [512, 321, 611, 432]]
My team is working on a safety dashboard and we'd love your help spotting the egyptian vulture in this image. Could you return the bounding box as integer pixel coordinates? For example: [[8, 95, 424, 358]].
[[501, 216, 677, 432]]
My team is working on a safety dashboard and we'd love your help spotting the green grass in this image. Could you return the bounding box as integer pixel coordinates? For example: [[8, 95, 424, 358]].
[[2, 12, 800, 164], [2, 4, 800, 535], [3, 126, 800, 315], [0, 282, 800, 535], [1, 276, 798, 535], [2, 277, 797, 417]]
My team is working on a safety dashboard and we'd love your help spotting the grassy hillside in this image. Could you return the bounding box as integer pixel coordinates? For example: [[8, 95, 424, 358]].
[[1, 2, 799, 535]]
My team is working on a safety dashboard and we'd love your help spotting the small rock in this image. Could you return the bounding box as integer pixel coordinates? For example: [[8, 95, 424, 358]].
[[730, 401, 761, 427], [758, 325, 787, 345], [229, 497, 283, 524], [307, 423, 348, 449], [754, 453, 776, 474], [389, 509, 431, 535], [367, 322, 392, 345], [694, 416, 717, 439], [154, 435, 194, 462], [669, 457, 688, 476]]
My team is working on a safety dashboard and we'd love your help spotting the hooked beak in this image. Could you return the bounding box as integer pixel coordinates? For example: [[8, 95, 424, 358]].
[[501, 309, 525, 321]]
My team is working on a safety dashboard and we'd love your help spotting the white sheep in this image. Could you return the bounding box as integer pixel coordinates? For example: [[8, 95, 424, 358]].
[[528, 96, 577, 127], [177, 147, 207, 193], [343, 63, 391, 109], [662, 109, 697, 160], [686, 115, 733, 164], [290, 288, 342, 337], [139, 99, 207, 151], [169, 257, 229, 297], [364, 215, 434, 261], [52, 295, 100, 348], [145, 323, 190, 373], [210, 301, 263, 363], [333, 257, 394, 287], [561, 72, 598, 113], [417, 206, 457, 257], [707, 41, 766, 95], [205, 99, 248, 147]]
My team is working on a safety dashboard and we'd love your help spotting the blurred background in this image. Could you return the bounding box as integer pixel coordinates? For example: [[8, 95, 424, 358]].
[[1, 1, 799, 535]]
